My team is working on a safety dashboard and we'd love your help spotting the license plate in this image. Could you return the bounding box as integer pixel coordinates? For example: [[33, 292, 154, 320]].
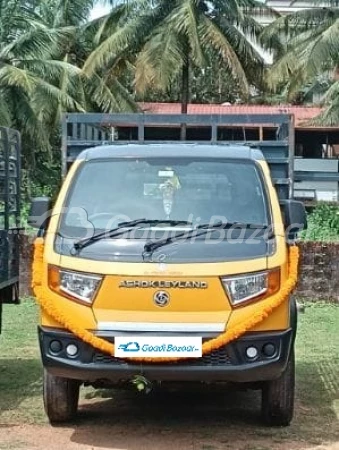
[[115, 336, 202, 358]]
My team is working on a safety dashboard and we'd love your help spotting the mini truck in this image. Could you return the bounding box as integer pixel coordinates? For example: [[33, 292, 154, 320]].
[[0, 127, 20, 333], [29, 113, 307, 426]]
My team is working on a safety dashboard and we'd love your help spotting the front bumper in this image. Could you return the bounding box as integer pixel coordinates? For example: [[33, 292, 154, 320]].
[[39, 326, 294, 384]]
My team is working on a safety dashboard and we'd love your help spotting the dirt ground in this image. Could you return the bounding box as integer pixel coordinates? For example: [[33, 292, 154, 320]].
[[1, 426, 338, 450], [1, 303, 338, 450], [0, 387, 338, 450]]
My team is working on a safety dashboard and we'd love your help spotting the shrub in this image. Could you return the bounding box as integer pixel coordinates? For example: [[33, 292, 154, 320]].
[[301, 203, 339, 242]]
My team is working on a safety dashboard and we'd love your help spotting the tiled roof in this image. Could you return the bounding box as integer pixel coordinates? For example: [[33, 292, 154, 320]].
[[139, 102, 323, 128]]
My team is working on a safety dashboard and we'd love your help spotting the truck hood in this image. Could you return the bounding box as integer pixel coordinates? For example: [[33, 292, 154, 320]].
[[54, 232, 277, 332]]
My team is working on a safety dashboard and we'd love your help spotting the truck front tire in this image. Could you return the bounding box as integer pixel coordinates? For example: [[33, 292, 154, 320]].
[[43, 370, 80, 424], [261, 350, 295, 426]]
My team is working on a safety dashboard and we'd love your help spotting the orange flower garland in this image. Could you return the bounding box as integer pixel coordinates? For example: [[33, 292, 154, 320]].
[[32, 238, 299, 364]]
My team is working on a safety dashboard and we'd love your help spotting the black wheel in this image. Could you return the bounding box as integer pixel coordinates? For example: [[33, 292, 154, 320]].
[[43, 369, 80, 424], [261, 350, 295, 426]]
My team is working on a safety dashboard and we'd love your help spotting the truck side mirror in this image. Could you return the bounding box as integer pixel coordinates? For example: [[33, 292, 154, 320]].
[[284, 200, 307, 238], [28, 197, 52, 230]]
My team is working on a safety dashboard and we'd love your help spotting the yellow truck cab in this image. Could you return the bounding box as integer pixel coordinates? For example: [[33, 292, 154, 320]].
[[29, 113, 306, 426]]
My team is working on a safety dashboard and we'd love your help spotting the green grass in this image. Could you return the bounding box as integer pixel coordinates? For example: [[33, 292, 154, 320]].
[[0, 298, 338, 446], [0, 299, 43, 424]]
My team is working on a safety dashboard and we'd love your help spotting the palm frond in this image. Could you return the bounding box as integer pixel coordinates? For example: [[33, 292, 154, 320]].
[[11, 87, 51, 159], [83, 71, 138, 112], [0, 23, 75, 61], [212, 0, 244, 21], [262, 7, 339, 45], [267, 16, 339, 94], [83, 17, 142, 75], [236, 14, 264, 40], [135, 24, 184, 93], [305, 19, 339, 74], [0, 64, 37, 93], [198, 14, 249, 97], [170, 0, 205, 67], [83, 1, 160, 75], [216, 16, 264, 67], [266, 46, 306, 91], [0, 91, 12, 126], [48, 0, 95, 27], [19, 59, 82, 80], [36, 78, 86, 112], [92, 4, 127, 45]]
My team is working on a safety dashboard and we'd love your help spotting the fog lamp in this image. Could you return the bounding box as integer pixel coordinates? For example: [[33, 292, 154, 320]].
[[246, 346, 258, 359], [66, 344, 79, 357]]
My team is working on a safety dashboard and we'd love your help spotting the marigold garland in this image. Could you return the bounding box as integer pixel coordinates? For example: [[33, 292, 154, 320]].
[[32, 238, 299, 364]]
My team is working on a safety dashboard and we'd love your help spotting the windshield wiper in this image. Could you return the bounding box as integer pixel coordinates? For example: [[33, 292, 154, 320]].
[[73, 219, 192, 252], [142, 221, 269, 258]]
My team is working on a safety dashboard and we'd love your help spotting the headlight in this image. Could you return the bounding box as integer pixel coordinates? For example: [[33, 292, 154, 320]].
[[221, 269, 280, 306], [49, 266, 102, 305]]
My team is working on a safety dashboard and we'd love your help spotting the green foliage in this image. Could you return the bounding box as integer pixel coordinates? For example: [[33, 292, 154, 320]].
[[84, 0, 268, 109], [131, 375, 153, 393], [0, 0, 137, 195], [301, 202, 339, 242], [3, 0, 339, 196], [262, 1, 339, 124], [1, 0, 274, 196]]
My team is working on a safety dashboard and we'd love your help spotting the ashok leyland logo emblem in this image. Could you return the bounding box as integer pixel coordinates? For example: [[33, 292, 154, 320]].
[[154, 291, 170, 307]]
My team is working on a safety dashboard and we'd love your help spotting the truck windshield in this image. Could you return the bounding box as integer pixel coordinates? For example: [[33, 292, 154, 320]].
[[59, 158, 269, 238]]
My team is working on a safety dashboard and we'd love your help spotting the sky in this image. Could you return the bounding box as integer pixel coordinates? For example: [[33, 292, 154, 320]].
[[90, 4, 112, 20]]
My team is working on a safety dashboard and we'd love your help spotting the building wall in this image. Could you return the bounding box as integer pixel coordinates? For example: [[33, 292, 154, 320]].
[[19, 234, 34, 297], [294, 159, 339, 202], [298, 241, 339, 303], [254, 0, 325, 26]]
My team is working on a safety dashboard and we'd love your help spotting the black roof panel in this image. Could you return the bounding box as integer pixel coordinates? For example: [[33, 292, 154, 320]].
[[79, 143, 265, 162]]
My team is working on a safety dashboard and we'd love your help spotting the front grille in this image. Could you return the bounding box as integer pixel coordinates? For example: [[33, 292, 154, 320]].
[[181, 346, 232, 366], [93, 354, 128, 366], [92, 346, 232, 367]]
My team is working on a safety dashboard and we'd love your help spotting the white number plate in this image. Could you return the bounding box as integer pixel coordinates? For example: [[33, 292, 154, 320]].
[[115, 336, 202, 358]]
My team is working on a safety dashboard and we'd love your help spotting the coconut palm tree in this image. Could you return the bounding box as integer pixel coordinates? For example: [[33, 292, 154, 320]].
[[38, 0, 95, 27], [84, 0, 269, 116], [262, 0, 339, 124], [0, 0, 137, 188], [0, 1, 79, 152], [35, 0, 137, 129]]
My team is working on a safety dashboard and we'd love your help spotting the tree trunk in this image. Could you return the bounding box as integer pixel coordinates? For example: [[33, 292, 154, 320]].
[[180, 58, 189, 140], [333, 65, 339, 81]]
